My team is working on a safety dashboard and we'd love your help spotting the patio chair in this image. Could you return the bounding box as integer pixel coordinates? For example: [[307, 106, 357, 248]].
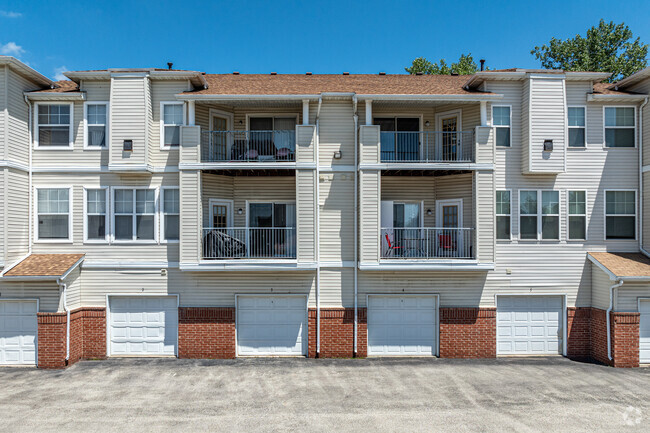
[[384, 233, 403, 257]]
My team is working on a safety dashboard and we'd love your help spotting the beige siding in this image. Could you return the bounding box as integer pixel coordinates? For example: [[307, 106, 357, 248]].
[[148, 80, 188, 167], [591, 264, 613, 310], [296, 170, 315, 262], [359, 125, 379, 164], [645, 173, 650, 252], [475, 125, 494, 164], [296, 125, 315, 163], [109, 76, 147, 167], [180, 170, 200, 264], [64, 265, 82, 311], [0, 65, 6, 161], [319, 173, 354, 261], [359, 170, 379, 262], [526, 77, 566, 174], [474, 171, 494, 263], [320, 267, 354, 307], [0, 281, 60, 312], [6, 168, 29, 262], [617, 284, 650, 312], [520, 79, 530, 170], [319, 100, 354, 166], [0, 168, 4, 267], [6, 68, 33, 165], [201, 173, 233, 226]]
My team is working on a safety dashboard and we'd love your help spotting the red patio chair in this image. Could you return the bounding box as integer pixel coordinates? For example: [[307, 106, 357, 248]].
[[385, 233, 403, 257]]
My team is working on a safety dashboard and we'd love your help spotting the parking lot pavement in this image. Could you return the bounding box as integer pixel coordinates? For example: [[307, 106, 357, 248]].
[[1, 357, 649, 432]]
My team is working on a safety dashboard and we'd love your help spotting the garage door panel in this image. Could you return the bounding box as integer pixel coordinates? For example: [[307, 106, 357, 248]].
[[640, 300, 650, 363], [0, 301, 38, 366]]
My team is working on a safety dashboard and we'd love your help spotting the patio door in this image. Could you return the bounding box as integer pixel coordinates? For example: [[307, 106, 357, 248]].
[[381, 201, 422, 257], [209, 199, 233, 228], [375, 117, 420, 161], [209, 110, 232, 160], [436, 111, 461, 161], [248, 202, 296, 258], [436, 199, 463, 256]]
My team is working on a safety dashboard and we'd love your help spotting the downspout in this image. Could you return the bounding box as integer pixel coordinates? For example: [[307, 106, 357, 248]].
[[315, 95, 323, 357], [24, 95, 33, 254], [607, 279, 624, 361], [57, 279, 70, 362], [639, 97, 649, 257], [352, 95, 359, 356]]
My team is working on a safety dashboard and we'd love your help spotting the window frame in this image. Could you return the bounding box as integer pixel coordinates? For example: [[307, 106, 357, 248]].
[[245, 200, 298, 229], [496, 189, 512, 241], [83, 101, 109, 150], [492, 105, 512, 148], [34, 186, 73, 243], [160, 101, 186, 150], [567, 190, 587, 241], [567, 105, 586, 148], [34, 102, 74, 149], [603, 106, 637, 149], [518, 190, 561, 241], [161, 187, 180, 243], [110, 187, 159, 243], [245, 113, 301, 131], [83, 187, 109, 243], [604, 189, 637, 241]]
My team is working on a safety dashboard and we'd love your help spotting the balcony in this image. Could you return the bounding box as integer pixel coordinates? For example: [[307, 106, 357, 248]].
[[380, 131, 474, 163], [201, 130, 296, 163], [381, 227, 475, 260], [202, 227, 296, 260]]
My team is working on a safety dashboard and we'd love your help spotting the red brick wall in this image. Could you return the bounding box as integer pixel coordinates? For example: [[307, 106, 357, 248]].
[[308, 308, 366, 358], [80, 308, 106, 358], [439, 308, 496, 358], [590, 308, 611, 365], [611, 312, 640, 368], [178, 307, 236, 359], [37, 313, 67, 369], [567, 307, 592, 360]]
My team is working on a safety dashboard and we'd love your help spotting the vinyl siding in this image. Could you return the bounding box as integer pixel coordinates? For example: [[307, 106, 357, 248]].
[[109, 76, 148, 166], [296, 170, 315, 262], [0, 281, 61, 312], [149, 80, 188, 167], [526, 77, 566, 173], [591, 264, 613, 310], [320, 267, 354, 307], [6, 68, 33, 165], [0, 168, 4, 267], [359, 170, 380, 263], [645, 173, 650, 252], [319, 173, 354, 261], [0, 65, 6, 161], [617, 284, 650, 312], [474, 170, 494, 262], [319, 100, 354, 166], [64, 265, 82, 311], [6, 168, 29, 262], [359, 125, 379, 163], [180, 169, 200, 264], [296, 125, 315, 163]]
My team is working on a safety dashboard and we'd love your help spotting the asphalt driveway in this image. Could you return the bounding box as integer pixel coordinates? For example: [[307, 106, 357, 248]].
[[1, 357, 649, 432]]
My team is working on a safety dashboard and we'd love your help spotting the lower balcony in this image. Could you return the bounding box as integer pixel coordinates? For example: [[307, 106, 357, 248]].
[[202, 227, 296, 260], [381, 228, 475, 260]]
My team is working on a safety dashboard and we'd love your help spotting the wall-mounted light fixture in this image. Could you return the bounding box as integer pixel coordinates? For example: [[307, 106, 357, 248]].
[[543, 139, 553, 152], [123, 140, 133, 152], [333, 151, 342, 159], [424, 121, 430, 127], [237, 208, 243, 215], [426, 209, 433, 216]]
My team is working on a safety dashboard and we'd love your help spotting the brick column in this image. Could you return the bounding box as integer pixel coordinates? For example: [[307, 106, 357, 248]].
[[178, 307, 236, 359], [308, 308, 367, 358], [439, 308, 496, 358], [567, 307, 591, 360], [37, 312, 67, 369], [611, 312, 640, 368], [80, 308, 107, 358]]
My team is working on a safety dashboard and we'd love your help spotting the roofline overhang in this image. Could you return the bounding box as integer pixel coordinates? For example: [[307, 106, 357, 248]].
[[0, 254, 85, 281], [587, 93, 648, 102], [0, 56, 53, 87], [587, 253, 650, 282], [176, 93, 322, 101], [24, 91, 86, 101], [176, 93, 503, 102], [612, 67, 650, 89], [65, 69, 208, 88], [356, 93, 503, 102], [464, 71, 612, 89]]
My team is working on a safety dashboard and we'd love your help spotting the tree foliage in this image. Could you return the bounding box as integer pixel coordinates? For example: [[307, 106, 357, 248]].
[[405, 53, 479, 75], [531, 20, 648, 82]]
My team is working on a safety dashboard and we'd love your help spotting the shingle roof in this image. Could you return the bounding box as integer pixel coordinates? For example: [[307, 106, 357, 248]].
[[592, 82, 643, 96], [34, 80, 80, 93], [588, 252, 650, 278], [3, 254, 84, 278]]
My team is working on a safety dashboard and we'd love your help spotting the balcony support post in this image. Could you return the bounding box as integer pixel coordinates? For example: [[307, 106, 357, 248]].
[[480, 101, 487, 126], [188, 100, 196, 126], [302, 100, 310, 125], [365, 100, 373, 125]]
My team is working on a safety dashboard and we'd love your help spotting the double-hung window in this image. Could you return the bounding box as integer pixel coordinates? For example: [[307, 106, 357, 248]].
[[162, 188, 179, 241], [605, 190, 636, 239], [568, 191, 586, 240], [84, 102, 108, 148], [161, 102, 184, 147], [492, 106, 511, 147], [114, 188, 156, 241], [37, 188, 70, 240], [496, 190, 511, 240], [519, 190, 559, 240], [605, 107, 635, 147], [568, 107, 586, 147], [85, 188, 108, 242], [37, 104, 72, 147]]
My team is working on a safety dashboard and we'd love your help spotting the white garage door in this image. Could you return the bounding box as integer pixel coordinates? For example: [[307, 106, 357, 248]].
[[367, 295, 438, 356], [497, 296, 563, 355], [237, 296, 307, 356], [109, 296, 178, 356], [0, 300, 37, 365], [639, 300, 650, 363]]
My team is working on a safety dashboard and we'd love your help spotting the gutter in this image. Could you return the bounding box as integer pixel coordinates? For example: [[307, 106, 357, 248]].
[[57, 279, 70, 362], [24, 94, 33, 255], [315, 95, 323, 357], [640, 97, 650, 258], [607, 279, 624, 362], [352, 95, 359, 356]]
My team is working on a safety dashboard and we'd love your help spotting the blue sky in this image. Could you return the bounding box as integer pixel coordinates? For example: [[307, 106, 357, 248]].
[[1, 0, 650, 80]]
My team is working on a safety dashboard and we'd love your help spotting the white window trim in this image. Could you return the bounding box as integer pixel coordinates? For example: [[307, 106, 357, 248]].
[[245, 113, 301, 131], [208, 198, 234, 228], [34, 102, 74, 149], [518, 190, 560, 241], [34, 186, 73, 243], [604, 189, 638, 241], [208, 108, 234, 131], [566, 190, 588, 241], [83, 187, 109, 243], [83, 101, 109, 150], [603, 106, 637, 148], [567, 105, 586, 149], [435, 199, 462, 228], [496, 189, 512, 241], [492, 105, 512, 148], [434, 109, 462, 132], [160, 101, 186, 150], [161, 187, 180, 243], [110, 187, 159, 244], [245, 200, 297, 229]]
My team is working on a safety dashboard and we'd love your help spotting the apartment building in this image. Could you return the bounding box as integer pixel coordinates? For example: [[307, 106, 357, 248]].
[[1, 55, 650, 368]]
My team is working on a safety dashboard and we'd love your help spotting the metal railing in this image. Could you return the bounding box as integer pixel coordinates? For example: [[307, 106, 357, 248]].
[[379, 131, 474, 163], [201, 130, 296, 162], [381, 227, 474, 259], [202, 227, 296, 259]]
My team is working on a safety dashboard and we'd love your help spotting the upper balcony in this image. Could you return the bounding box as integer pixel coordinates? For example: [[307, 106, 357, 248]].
[[379, 131, 474, 163], [201, 130, 296, 163]]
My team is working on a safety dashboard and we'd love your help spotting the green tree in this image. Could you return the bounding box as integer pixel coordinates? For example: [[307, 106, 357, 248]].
[[531, 20, 648, 82], [405, 53, 479, 75]]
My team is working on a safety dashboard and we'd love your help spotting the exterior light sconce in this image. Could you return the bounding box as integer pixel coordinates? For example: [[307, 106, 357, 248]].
[[426, 209, 433, 216], [543, 139, 553, 152], [237, 208, 243, 215], [424, 121, 430, 127], [123, 140, 133, 152], [333, 151, 342, 159]]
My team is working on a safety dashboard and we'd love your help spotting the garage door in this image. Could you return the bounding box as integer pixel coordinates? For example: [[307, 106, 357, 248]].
[[0, 300, 37, 365], [236, 296, 307, 356], [497, 296, 563, 355], [109, 296, 178, 356], [367, 295, 437, 356], [640, 300, 650, 363]]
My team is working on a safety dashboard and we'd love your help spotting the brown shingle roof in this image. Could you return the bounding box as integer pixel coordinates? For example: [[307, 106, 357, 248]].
[[4, 254, 84, 278], [33, 80, 80, 93], [589, 252, 650, 278], [184, 74, 492, 96], [592, 82, 642, 96]]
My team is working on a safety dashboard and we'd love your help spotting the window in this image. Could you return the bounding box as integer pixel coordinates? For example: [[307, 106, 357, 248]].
[[568, 107, 585, 147], [84, 102, 108, 148], [161, 102, 184, 147], [519, 190, 559, 240], [496, 191, 511, 240], [36, 104, 72, 147], [37, 188, 70, 240], [568, 191, 586, 240], [492, 106, 511, 147], [162, 188, 179, 241], [605, 191, 636, 239], [85, 188, 108, 241], [114, 188, 156, 241], [604, 107, 635, 147]]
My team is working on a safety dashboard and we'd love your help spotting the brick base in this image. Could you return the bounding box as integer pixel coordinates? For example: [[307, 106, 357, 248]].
[[178, 307, 235, 359], [439, 308, 496, 358], [611, 312, 640, 368], [567, 307, 592, 360], [308, 308, 367, 358]]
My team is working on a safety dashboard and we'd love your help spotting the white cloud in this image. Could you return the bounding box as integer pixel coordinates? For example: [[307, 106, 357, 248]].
[[53, 66, 69, 81], [0, 11, 22, 18], [0, 41, 25, 56]]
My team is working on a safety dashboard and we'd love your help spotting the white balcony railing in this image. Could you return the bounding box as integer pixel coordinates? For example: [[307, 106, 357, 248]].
[[380, 131, 474, 163], [381, 227, 474, 259], [202, 227, 296, 259], [201, 130, 296, 162]]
